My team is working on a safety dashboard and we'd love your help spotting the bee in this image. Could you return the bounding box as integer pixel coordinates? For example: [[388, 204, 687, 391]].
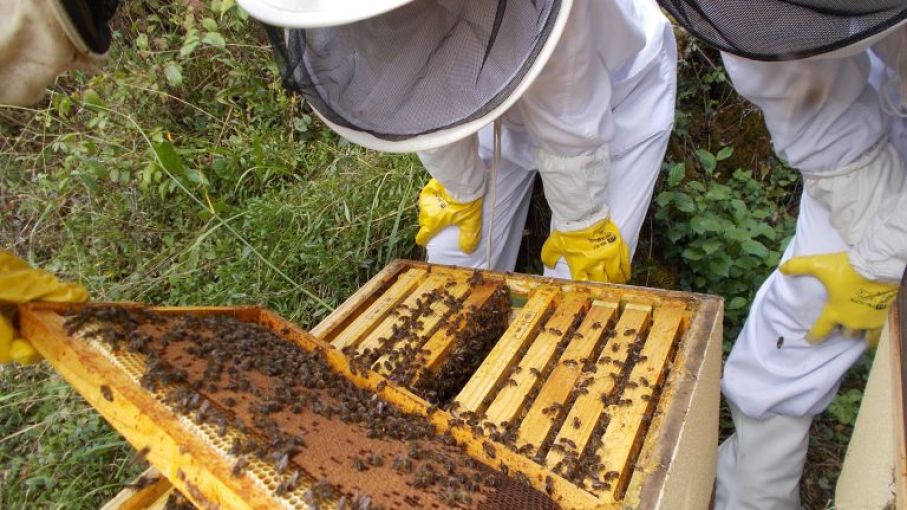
[[482, 442, 497, 459], [624, 328, 637, 336], [776, 336, 784, 349], [99, 385, 114, 402], [351, 457, 367, 472], [591, 481, 612, 491], [591, 321, 602, 330], [276, 453, 290, 472], [572, 417, 582, 429], [231, 456, 249, 477], [545, 475, 555, 495]]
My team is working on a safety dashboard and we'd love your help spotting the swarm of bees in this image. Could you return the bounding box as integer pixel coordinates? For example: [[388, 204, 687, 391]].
[[63, 270, 678, 506], [64, 305, 550, 510]]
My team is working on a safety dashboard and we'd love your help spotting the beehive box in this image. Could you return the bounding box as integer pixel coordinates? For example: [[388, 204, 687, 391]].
[[313, 260, 723, 509], [21, 260, 722, 510]]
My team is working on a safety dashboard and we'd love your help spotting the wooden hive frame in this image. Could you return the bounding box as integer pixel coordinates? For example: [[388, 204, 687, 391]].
[[313, 260, 723, 509], [21, 259, 722, 510]]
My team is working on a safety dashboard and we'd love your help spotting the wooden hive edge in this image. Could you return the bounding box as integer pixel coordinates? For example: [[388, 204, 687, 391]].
[[18, 303, 282, 510], [620, 296, 723, 509], [101, 467, 172, 510], [310, 259, 409, 341], [313, 260, 705, 343]]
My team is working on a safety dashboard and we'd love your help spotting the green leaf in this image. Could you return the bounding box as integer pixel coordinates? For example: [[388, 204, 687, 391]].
[[741, 239, 769, 257], [184, 168, 210, 186], [202, 18, 219, 31], [716, 146, 734, 161], [673, 192, 696, 213], [681, 246, 703, 261], [152, 141, 184, 176], [827, 388, 862, 426], [655, 191, 674, 207], [667, 162, 685, 187], [687, 180, 706, 193], [164, 63, 183, 87], [709, 257, 731, 277], [203, 32, 226, 47], [701, 238, 723, 254], [135, 33, 149, 51], [180, 30, 201, 57], [696, 148, 717, 173], [81, 89, 105, 110], [705, 183, 732, 201], [727, 297, 748, 310]]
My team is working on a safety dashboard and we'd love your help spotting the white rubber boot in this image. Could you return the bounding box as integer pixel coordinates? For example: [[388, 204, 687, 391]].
[[714, 404, 812, 510]]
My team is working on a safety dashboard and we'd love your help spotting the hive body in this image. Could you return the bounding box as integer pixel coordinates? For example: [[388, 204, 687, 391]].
[[21, 260, 722, 510]]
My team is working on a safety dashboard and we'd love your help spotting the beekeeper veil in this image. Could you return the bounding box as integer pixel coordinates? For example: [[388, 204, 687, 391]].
[[236, 0, 572, 152], [660, 0, 907, 61]]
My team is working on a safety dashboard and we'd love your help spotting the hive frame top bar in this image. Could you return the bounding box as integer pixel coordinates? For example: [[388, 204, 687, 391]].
[[313, 260, 717, 341]]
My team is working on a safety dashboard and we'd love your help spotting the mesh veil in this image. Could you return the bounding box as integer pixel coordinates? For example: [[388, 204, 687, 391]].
[[659, 0, 907, 61], [277, 0, 561, 141]]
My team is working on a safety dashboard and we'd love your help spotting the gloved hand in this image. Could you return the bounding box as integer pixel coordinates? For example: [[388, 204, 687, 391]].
[[541, 218, 631, 283], [415, 178, 483, 254], [780, 251, 897, 346], [0, 251, 88, 365]]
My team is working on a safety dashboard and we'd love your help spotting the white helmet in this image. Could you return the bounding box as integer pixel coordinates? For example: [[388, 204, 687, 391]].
[[236, 0, 415, 28], [237, 0, 572, 152]]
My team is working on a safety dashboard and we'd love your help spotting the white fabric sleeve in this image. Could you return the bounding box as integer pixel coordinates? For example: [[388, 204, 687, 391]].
[[516, 1, 645, 233], [849, 188, 907, 283], [802, 141, 907, 282], [534, 146, 611, 232], [416, 134, 487, 203], [721, 52, 885, 174], [0, 0, 100, 106], [803, 142, 906, 246]]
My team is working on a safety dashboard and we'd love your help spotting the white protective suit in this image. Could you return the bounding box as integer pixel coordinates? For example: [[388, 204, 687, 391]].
[[715, 25, 907, 510], [0, 0, 104, 106], [417, 0, 677, 277]]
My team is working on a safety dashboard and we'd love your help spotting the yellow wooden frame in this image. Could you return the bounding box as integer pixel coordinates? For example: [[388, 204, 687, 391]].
[[23, 259, 723, 510]]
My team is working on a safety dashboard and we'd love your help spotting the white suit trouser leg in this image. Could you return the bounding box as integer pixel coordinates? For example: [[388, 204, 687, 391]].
[[715, 404, 812, 510], [715, 191, 867, 509], [424, 127, 671, 278]]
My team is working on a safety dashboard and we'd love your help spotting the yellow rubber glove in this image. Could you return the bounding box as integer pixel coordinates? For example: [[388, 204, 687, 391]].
[[541, 218, 631, 284], [0, 251, 89, 365], [414, 178, 483, 254], [780, 252, 898, 345]]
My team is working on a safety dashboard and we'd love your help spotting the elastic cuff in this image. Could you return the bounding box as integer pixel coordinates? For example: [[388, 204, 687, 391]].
[[849, 249, 906, 284], [444, 176, 486, 203], [551, 206, 611, 232], [799, 140, 887, 178]]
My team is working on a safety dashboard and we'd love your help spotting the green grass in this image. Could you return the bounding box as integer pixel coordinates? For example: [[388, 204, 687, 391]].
[[0, 3, 863, 508]]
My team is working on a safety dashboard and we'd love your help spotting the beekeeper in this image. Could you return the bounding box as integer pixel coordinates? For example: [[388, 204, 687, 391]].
[[0, 0, 115, 364], [238, 0, 677, 283], [659, 1, 907, 507]]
